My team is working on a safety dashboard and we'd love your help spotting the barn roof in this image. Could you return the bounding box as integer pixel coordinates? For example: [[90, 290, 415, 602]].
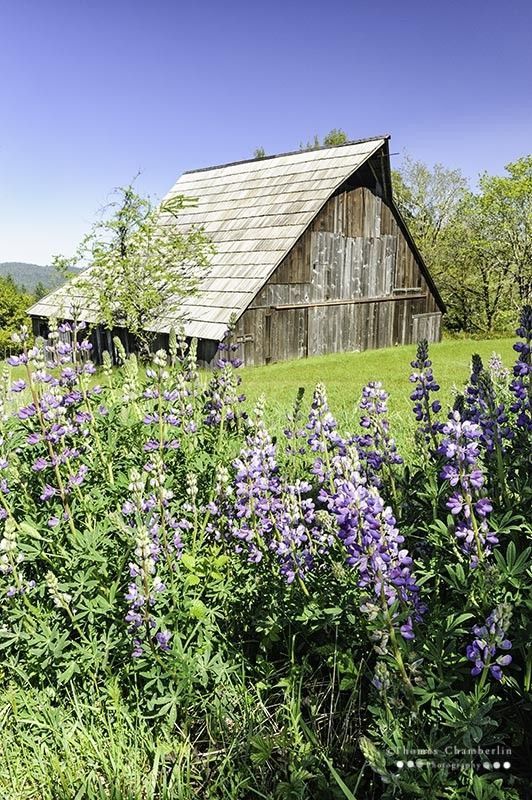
[[28, 136, 395, 339]]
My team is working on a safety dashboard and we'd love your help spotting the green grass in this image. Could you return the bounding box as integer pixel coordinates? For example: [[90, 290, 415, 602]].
[[238, 337, 515, 449]]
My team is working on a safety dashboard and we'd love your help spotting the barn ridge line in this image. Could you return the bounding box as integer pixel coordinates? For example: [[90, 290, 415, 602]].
[[182, 134, 391, 175]]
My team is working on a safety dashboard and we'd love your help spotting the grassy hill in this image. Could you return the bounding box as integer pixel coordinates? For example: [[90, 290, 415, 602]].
[[0, 261, 63, 293]]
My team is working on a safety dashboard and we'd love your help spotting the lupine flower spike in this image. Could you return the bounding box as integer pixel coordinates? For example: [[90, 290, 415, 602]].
[[438, 411, 497, 566], [409, 339, 442, 448], [510, 305, 532, 431], [357, 381, 402, 488], [466, 605, 512, 683]]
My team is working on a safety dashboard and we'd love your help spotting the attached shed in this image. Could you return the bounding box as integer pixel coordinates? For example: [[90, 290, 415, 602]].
[[28, 136, 444, 365]]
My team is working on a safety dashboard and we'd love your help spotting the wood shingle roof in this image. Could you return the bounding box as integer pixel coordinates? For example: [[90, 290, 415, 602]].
[[28, 137, 388, 340]]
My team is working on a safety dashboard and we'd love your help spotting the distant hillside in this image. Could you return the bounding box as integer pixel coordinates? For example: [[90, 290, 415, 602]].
[[0, 262, 64, 293]]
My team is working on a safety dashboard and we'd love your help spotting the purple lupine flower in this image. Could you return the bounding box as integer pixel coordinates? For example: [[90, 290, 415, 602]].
[[141, 353, 198, 448], [124, 505, 162, 640], [409, 339, 442, 445], [466, 605, 512, 681], [10, 379, 26, 393], [357, 382, 402, 485], [306, 384, 345, 456], [203, 348, 246, 428], [155, 630, 172, 651], [122, 467, 180, 655], [509, 305, 532, 430], [131, 639, 143, 658], [45, 424, 67, 443], [216, 338, 244, 370], [438, 411, 497, 565], [7, 354, 28, 367], [143, 439, 159, 452], [271, 479, 332, 583], [320, 446, 425, 640], [220, 406, 330, 582], [229, 410, 280, 564], [18, 403, 37, 420], [40, 484, 57, 501], [463, 354, 512, 455], [68, 464, 88, 488], [60, 367, 77, 384]]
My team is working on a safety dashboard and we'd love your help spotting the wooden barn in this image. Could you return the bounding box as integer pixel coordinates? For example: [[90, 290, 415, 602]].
[[28, 136, 444, 366]]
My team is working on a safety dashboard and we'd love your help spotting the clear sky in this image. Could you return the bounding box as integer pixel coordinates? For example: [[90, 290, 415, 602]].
[[1, 0, 531, 265]]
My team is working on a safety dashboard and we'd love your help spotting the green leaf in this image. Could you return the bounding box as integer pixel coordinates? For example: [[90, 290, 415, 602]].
[[181, 554, 196, 571], [19, 521, 43, 540], [57, 661, 78, 684], [187, 599, 208, 620]]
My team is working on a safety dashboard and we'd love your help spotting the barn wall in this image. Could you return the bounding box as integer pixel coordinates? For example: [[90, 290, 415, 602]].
[[233, 183, 441, 366]]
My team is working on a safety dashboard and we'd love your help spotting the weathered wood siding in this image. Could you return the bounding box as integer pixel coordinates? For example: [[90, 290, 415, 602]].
[[232, 181, 442, 366]]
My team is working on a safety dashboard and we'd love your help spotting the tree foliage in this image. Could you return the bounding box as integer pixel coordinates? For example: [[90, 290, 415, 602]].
[[393, 155, 532, 332], [475, 156, 532, 304], [299, 127, 349, 151], [0, 275, 33, 357], [392, 157, 468, 263], [33, 281, 48, 301], [53, 184, 214, 350]]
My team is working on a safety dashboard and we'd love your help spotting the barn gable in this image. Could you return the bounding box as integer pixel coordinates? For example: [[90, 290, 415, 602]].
[[232, 144, 444, 365], [28, 136, 444, 364]]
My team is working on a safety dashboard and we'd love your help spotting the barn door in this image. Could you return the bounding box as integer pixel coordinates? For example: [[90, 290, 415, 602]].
[[264, 307, 308, 363], [264, 310, 272, 364], [412, 312, 442, 343]]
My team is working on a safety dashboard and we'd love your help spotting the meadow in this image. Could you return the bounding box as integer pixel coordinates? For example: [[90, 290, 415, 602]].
[[0, 321, 529, 800], [239, 337, 516, 443]]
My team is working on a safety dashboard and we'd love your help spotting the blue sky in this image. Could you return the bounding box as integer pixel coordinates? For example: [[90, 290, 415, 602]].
[[1, 0, 531, 264]]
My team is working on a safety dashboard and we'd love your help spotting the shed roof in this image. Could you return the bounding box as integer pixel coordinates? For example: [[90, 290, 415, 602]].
[[28, 136, 390, 339]]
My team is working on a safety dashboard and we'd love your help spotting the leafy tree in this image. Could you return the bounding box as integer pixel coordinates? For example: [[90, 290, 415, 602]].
[[0, 275, 33, 356], [392, 156, 468, 265], [475, 156, 532, 305], [434, 158, 531, 331], [322, 128, 349, 147], [254, 130, 349, 159], [393, 154, 531, 332], [33, 281, 48, 300], [437, 196, 509, 332], [53, 184, 214, 352], [299, 128, 349, 151]]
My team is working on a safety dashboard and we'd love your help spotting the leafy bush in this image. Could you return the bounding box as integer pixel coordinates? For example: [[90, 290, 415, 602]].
[[0, 310, 531, 799], [0, 274, 34, 358]]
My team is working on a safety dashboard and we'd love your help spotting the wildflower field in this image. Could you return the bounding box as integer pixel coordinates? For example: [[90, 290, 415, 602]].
[[0, 312, 530, 799]]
